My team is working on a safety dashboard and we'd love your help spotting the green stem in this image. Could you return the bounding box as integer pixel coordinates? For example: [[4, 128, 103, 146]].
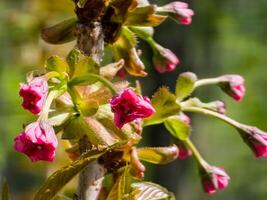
[[194, 78, 220, 88], [182, 106, 241, 128], [184, 138, 208, 167], [68, 73, 117, 95]]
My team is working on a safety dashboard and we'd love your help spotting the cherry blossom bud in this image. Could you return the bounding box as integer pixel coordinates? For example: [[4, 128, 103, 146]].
[[219, 75, 245, 101], [159, 1, 194, 25], [152, 44, 179, 73], [206, 101, 226, 114], [200, 165, 230, 194], [19, 77, 49, 114], [14, 121, 58, 162], [110, 89, 155, 128], [176, 140, 192, 159], [239, 126, 267, 157]]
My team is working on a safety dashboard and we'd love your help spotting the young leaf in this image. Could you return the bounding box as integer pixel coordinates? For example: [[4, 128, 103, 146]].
[[144, 87, 180, 126], [33, 150, 105, 200], [175, 72, 197, 101], [41, 18, 77, 44], [112, 27, 147, 77], [67, 48, 81, 76], [129, 182, 175, 200], [1, 181, 9, 200], [125, 5, 167, 27], [164, 116, 191, 141], [45, 56, 69, 73], [137, 145, 178, 164], [72, 57, 100, 78], [79, 100, 99, 117]]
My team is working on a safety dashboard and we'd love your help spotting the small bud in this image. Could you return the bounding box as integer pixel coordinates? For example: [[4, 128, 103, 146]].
[[14, 121, 58, 162], [19, 77, 49, 115], [200, 165, 230, 195], [219, 75, 245, 101], [175, 139, 192, 159], [110, 89, 155, 128], [152, 44, 179, 73], [159, 1, 194, 25], [239, 126, 267, 157], [131, 147, 146, 179], [205, 101, 226, 114]]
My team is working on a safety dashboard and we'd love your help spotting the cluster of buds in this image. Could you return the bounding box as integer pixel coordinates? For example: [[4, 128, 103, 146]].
[[13, 0, 267, 199]]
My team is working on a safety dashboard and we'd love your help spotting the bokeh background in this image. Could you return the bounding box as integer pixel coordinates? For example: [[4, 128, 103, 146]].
[[1, 0, 267, 199]]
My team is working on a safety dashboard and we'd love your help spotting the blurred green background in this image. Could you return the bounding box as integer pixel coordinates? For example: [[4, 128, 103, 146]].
[[1, 0, 267, 199]]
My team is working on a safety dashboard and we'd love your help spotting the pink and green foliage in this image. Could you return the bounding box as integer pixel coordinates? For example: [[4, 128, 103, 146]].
[[6, 0, 267, 199]]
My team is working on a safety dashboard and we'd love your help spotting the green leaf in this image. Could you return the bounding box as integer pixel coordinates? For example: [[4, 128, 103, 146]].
[[33, 150, 105, 200], [67, 48, 81, 76], [130, 26, 154, 40], [47, 111, 71, 127], [175, 72, 197, 101], [62, 116, 87, 140], [45, 56, 69, 73], [164, 116, 191, 141], [72, 57, 99, 78], [41, 18, 77, 44], [144, 87, 180, 126], [129, 182, 175, 200], [137, 145, 178, 165], [1, 181, 9, 200], [125, 5, 167, 27]]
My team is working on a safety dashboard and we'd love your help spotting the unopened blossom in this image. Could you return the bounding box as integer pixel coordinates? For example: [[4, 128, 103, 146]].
[[200, 166, 230, 194], [160, 1, 194, 25], [206, 101, 226, 114], [110, 89, 155, 128], [219, 75, 245, 101], [19, 77, 48, 114], [152, 44, 179, 73], [175, 113, 192, 159], [14, 121, 58, 162], [239, 126, 267, 157]]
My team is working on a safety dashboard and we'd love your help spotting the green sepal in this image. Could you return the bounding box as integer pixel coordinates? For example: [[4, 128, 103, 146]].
[[129, 26, 154, 40], [164, 116, 191, 141], [175, 72, 197, 101], [144, 87, 181, 126], [79, 100, 99, 117], [41, 18, 76, 44]]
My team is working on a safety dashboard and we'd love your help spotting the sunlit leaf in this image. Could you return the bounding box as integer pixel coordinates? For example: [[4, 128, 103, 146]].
[[164, 116, 191, 141], [175, 72, 197, 101], [33, 150, 105, 200], [144, 87, 180, 126], [129, 182, 175, 200], [137, 145, 178, 165], [41, 18, 77, 44], [72, 57, 99, 78]]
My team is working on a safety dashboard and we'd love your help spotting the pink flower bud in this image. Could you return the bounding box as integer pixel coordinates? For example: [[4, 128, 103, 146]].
[[19, 77, 49, 114], [206, 101, 226, 114], [219, 75, 245, 101], [152, 44, 179, 73], [14, 121, 58, 162], [161, 1, 194, 25], [110, 89, 155, 128], [239, 126, 267, 157], [176, 140, 192, 159], [200, 166, 230, 194]]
